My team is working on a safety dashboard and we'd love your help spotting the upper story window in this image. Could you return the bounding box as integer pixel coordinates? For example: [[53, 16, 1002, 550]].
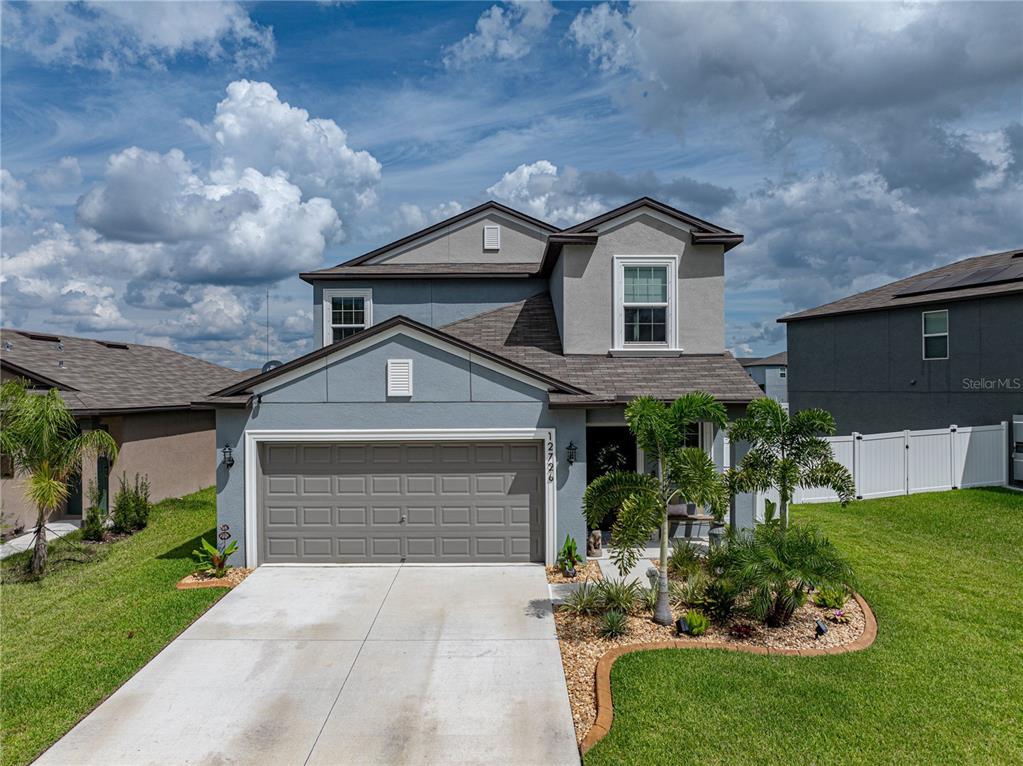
[[613, 255, 679, 351], [323, 288, 373, 346], [922, 309, 948, 360]]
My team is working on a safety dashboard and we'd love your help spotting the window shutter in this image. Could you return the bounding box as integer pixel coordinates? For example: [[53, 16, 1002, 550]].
[[483, 224, 501, 251], [387, 359, 413, 396]]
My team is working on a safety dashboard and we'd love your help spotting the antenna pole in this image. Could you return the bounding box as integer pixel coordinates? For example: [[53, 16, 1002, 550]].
[[266, 287, 270, 363]]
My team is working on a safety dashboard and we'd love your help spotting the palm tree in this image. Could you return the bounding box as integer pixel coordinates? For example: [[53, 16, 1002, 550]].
[[729, 398, 854, 530], [1, 380, 118, 575], [583, 393, 730, 626]]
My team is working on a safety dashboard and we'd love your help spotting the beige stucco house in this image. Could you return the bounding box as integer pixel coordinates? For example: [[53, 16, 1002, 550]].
[[1, 329, 244, 534]]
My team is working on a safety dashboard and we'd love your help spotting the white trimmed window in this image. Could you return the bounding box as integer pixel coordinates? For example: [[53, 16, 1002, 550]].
[[922, 309, 948, 360], [613, 255, 679, 350], [323, 288, 373, 346]]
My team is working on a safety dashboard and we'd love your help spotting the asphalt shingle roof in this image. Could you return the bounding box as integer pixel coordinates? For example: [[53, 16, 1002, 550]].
[[738, 351, 787, 367], [304, 262, 540, 279], [442, 294, 763, 405], [0, 329, 246, 413], [780, 249, 1023, 322]]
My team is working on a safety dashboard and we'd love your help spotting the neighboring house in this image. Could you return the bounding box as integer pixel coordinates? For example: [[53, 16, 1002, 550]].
[[781, 248, 1023, 434], [0, 329, 244, 534], [738, 351, 788, 406], [208, 197, 764, 567]]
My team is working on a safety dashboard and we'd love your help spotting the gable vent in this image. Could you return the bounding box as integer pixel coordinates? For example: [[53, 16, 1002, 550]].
[[387, 359, 413, 397], [483, 224, 501, 251]]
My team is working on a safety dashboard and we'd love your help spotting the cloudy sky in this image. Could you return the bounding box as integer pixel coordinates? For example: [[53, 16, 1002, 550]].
[[2, 1, 1021, 369]]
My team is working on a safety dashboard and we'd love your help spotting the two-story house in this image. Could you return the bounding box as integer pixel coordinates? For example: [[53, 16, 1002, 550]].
[[209, 198, 763, 567], [739, 352, 788, 407], [781, 248, 1023, 434]]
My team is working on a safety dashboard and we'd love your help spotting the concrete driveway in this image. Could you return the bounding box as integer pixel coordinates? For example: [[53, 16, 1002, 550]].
[[36, 566, 579, 766]]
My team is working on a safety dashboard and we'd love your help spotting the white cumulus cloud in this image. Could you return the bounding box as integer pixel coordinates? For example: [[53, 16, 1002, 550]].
[[444, 0, 556, 68], [191, 80, 382, 222], [3, 1, 274, 71]]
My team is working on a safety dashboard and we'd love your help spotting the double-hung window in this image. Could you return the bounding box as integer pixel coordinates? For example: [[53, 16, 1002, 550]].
[[922, 309, 948, 360], [323, 288, 372, 345], [613, 256, 678, 350]]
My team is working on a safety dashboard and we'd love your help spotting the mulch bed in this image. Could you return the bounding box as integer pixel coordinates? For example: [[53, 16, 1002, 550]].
[[546, 561, 604, 583], [555, 594, 866, 745], [176, 567, 252, 590]]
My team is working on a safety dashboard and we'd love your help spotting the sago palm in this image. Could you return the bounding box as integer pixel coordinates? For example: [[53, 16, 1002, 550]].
[[720, 523, 855, 626], [1, 380, 118, 575], [583, 393, 730, 626], [729, 398, 854, 530]]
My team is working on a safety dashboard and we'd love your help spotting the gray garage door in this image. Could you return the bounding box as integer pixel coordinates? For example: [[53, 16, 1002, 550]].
[[259, 441, 545, 564]]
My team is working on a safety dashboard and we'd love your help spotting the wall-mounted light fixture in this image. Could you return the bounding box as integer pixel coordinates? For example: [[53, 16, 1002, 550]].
[[566, 441, 578, 465], [221, 444, 235, 469]]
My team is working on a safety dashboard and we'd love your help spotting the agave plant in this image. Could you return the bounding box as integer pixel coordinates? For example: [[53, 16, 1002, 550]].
[[583, 393, 730, 626]]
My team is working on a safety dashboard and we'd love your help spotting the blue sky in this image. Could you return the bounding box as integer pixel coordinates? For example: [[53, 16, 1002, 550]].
[[2, 1, 1021, 368]]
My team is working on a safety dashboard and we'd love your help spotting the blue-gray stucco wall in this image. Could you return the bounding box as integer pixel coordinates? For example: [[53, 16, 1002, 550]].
[[311, 278, 548, 344], [788, 294, 1023, 433], [215, 333, 587, 564]]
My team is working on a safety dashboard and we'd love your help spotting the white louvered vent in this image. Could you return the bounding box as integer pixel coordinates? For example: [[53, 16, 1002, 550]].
[[483, 224, 501, 251], [387, 359, 413, 397]]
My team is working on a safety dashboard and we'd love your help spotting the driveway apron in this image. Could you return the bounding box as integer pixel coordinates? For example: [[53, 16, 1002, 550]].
[[34, 565, 579, 766]]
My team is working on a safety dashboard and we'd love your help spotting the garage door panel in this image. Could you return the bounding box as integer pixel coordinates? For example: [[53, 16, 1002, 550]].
[[267, 476, 298, 495], [259, 441, 543, 564], [302, 476, 333, 495], [475, 474, 506, 494], [370, 475, 402, 494], [476, 506, 505, 525], [440, 475, 471, 494], [302, 507, 332, 526], [406, 475, 436, 494], [406, 506, 436, 525], [267, 506, 298, 526], [440, 506, 471, 525], [337, 476, 366, 494]]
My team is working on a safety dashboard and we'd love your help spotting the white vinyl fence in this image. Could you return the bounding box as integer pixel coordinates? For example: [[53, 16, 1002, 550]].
[[755, 422, 1009, 516]]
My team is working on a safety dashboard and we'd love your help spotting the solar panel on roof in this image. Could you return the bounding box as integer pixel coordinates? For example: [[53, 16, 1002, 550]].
[[894, 262, 1023, 297]]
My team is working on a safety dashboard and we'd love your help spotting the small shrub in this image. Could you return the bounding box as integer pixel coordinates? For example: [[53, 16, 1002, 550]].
[[728, 621, 757, 640], [599, 609, 629, 639], [813, 586, 850, 610], [596, 579, 641, 613], [192, 537, 238, 578], [667, 540, 702, 579], [670, 572, 709, 609], [560, 581, 601, 616], [703, 577, 741, 622], [642, 586, 658, 613], [828, 609, 851, 625], [684, 610, 709, 636], [111, 472, 152, 533], [556, 534, 584, 574], [80, 480, 106, 542]]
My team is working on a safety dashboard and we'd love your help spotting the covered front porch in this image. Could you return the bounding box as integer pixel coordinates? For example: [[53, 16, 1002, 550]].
[[581, 405, 757, 559]]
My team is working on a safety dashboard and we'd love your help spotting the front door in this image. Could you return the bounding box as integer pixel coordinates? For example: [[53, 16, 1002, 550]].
[[585, 426, 638, 531]]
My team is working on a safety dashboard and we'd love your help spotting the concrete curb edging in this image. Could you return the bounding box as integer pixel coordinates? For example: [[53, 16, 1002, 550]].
[[578, 592, 878, 755]]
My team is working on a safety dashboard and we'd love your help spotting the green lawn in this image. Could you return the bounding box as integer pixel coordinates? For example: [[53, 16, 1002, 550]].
[[585, 488, 1023, 766], [1, 488, 226, 766]]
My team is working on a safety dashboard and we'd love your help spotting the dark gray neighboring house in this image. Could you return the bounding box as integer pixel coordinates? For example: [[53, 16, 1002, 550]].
[[207, 197, 764, 568], [738, 351, 788, 406], [781, 248, 1023, 435]]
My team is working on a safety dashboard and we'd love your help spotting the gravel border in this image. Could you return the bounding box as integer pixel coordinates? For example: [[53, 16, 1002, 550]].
[[554, 592, 877, 752], [176, 567, 252, 590]]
